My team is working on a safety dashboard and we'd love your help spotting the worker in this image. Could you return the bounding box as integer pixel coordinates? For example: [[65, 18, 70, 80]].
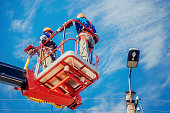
[[58, 13, 98, 63], [39, 27, 57, 69]]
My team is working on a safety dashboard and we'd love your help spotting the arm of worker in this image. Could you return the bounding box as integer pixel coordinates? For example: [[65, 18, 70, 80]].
[[39, 35, 48, 44], [56, 19, 75, 32], [66, 19, 75, 28], [39, 33, 55, 47]]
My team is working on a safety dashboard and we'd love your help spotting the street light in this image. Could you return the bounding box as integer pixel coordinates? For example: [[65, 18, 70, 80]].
[[127, 48, 140, 68], [126, 48, 140, 113], [127, 48, 140, 102]]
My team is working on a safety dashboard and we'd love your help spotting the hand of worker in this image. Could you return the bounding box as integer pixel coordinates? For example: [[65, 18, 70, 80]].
[[63, 20, 73, 28], [66, 20, 73, 28], [56, 27, 63, 32], [27, 49, 34, 56], [67, 22, 72, 28], [63, 22, 67, 26]]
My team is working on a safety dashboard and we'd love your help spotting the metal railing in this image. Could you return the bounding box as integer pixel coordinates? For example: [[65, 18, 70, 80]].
[[31, 20, 99, 74]]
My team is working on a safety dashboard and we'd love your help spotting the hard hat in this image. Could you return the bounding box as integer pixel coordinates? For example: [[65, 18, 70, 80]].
[[43, 27, 54, 34], [77, 13, 86, 18]]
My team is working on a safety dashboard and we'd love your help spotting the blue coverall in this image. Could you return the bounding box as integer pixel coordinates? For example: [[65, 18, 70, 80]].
[[73, 17, 97, 62]]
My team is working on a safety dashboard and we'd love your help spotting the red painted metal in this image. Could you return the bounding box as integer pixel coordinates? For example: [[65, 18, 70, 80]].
[[51, 76, 70, 90], [37, 54, 99, 95], [94, 55, 99, 68], [34, 38, 77, 71], [35, 19, 99, 51], [24, 44, 39, 55], [22, 54, 99, 109], [22, 20, 99, 110], [22, 70, 75, 106]]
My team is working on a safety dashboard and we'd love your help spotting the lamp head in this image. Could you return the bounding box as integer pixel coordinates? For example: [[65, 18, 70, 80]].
[[127, 48, 140, 68]]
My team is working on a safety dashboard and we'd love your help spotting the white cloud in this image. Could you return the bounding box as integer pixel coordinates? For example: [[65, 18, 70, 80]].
[[136, 69, 170, 100], [6, 10, 14, 18], [10, 0, 42, 33], [83, 100, 125, 113], [14, 38, 36, 61], [161, 75, 170, 89], [138, 84, 160, 99], [11, 19, 24, 32], [168, 52, 170, 57], [77, 99, 126, 113], [67, 0, 169, 74], [77, 90, 126, 113], [0, 84, 18, 98], [66, 2, 170, 109], [11, 0, 43, 60]]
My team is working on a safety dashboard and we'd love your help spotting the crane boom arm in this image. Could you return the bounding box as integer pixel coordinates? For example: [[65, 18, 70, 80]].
[[0, 61, 27, 88]]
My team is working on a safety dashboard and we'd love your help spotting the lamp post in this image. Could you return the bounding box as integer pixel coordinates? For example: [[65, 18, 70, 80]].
[[126, 48, 140, 113]]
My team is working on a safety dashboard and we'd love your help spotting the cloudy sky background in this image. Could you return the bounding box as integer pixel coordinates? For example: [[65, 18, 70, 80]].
[[0, 0, 170, 113]]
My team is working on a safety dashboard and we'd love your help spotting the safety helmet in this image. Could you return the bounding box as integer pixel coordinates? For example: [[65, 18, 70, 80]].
[[43, 27, 54, 34], [77, 13, 86, 18]]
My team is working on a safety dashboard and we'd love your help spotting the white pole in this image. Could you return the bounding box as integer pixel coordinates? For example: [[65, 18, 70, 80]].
[[126, 91, 137, 113]]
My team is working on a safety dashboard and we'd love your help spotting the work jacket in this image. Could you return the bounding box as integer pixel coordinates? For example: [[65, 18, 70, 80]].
[[40, 32, 57, 49], [74, 17, 96, 34]]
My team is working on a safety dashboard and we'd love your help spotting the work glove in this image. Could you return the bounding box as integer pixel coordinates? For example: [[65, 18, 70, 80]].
[[63, 22, 67, 26], [66, 20, 74, 28], [56, 27, 63, 32], [40, 35, 48, 41], [27, 48, 34, 56], [67, 22, 73, 28], [63, 20, 73, 28], [56, 20, 73, 32], [56, 24, 66, 32]]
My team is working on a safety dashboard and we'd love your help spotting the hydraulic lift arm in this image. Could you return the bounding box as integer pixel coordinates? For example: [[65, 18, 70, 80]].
[[0, 61, 27, 88]]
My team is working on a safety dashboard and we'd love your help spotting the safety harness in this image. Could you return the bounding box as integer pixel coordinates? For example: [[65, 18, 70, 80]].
[[78, 20, 94, 53]]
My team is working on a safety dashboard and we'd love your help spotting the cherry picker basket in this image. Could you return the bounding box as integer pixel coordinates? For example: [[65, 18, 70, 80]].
[[22, 20, 99, 110]]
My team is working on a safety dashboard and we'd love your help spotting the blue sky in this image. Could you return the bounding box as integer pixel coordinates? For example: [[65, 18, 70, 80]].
[[0, 0, 170, 113]]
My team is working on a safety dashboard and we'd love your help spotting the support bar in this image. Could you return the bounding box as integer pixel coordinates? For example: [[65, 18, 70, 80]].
[[0, 61, 27, 88]]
